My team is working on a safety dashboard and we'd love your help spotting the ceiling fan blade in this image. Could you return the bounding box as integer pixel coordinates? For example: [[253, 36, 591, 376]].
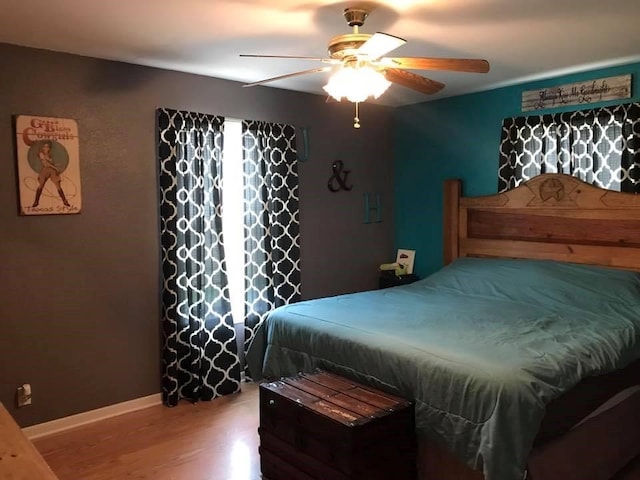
[[358, 32, 407, 60], [243, 67, 332, 88], [383, 68, 445, 95], [383, 57, 490, 73], [240, 54, 338, 64]]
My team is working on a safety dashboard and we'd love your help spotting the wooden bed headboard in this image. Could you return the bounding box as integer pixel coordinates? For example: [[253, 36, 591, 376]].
[[444, 173, 640, 271]]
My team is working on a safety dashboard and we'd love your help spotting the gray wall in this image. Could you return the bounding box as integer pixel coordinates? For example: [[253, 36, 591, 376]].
[[0, 43, 395, 426]]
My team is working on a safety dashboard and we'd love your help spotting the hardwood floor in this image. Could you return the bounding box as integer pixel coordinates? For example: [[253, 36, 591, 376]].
[[31, 381, 640, 480], [33, 383, 261, 480]]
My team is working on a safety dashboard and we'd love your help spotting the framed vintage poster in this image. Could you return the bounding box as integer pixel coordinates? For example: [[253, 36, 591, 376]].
[[14, 115, 81, 215], [396, 249, 416, 274]]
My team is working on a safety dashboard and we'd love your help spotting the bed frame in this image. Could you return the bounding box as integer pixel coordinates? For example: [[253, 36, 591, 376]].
[[418, 173, 640, 480], [444, 173, 640, 271]]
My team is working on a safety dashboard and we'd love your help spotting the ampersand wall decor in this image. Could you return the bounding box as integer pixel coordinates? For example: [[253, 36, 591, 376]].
[[327, 160, 353, 192]]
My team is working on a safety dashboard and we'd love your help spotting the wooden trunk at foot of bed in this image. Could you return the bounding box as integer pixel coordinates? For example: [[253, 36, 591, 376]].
[[444, 174, 640, 270], [259, 371, 417, 480]]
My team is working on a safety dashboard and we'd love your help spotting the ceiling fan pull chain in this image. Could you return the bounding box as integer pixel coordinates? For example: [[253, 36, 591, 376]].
[[354, 102, 361, 129]]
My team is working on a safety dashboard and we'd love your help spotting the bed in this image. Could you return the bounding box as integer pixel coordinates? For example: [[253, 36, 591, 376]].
[[247, 173, 640, 480]]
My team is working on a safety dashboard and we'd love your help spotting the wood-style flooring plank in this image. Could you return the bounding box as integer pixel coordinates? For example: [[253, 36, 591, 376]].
[[33, 383, 261, 480]]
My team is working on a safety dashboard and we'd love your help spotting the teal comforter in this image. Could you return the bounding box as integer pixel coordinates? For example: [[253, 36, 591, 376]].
[[247, 258, 640, 480]]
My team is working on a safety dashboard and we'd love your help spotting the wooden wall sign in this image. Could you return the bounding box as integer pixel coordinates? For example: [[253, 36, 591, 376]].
[[521, 74, 631, 112]]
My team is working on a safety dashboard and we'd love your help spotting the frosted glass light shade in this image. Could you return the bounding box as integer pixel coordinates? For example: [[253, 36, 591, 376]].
[[323, 65, 391, 103]]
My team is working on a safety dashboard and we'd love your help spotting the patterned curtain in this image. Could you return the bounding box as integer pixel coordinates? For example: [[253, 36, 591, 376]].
[[241, 120, 301, 375], [498, 102, 640, 192], [157, 108, 241, 406]]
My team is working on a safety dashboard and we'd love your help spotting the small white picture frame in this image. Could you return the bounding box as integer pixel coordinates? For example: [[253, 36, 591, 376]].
[[395, 249, 416, 274]]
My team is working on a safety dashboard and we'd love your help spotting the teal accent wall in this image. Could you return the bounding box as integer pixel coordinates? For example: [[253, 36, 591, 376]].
[[394, 61, 640, 277]]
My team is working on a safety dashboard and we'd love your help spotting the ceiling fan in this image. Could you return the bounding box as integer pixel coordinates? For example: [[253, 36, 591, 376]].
[[241, 7, 490, 127]]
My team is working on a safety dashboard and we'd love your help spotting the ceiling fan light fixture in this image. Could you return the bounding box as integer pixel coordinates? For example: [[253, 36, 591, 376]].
[[323, 64, 391, 103], [241, 7, 490, 127]]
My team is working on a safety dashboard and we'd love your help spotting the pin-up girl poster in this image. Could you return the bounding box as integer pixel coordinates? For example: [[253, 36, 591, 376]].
[[15, 115, 81, 215]]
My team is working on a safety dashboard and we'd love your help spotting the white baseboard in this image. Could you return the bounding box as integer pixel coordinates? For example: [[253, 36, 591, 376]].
[[23, 393, 162, 440]]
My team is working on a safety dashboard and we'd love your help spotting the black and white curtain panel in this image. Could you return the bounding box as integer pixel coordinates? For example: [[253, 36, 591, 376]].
[[241, 120, 301, 375], [157, 108, 241, 406], [498, 102, 640, 192]]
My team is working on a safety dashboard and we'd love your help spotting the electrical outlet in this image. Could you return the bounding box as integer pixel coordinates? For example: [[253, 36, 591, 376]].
[[17, 383, 32, 407]]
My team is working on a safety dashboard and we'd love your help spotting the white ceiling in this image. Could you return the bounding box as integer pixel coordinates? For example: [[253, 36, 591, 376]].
[[2, 0, 640, 106]]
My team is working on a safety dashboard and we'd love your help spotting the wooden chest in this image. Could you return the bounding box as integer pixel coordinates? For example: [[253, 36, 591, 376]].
[[259, 370, 417, 480]]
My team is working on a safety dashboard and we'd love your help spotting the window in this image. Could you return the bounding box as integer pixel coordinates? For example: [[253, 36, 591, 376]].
[[498, 102, 640, 193], [221, 119, 245, 324], [157, 108, 301, 401]]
